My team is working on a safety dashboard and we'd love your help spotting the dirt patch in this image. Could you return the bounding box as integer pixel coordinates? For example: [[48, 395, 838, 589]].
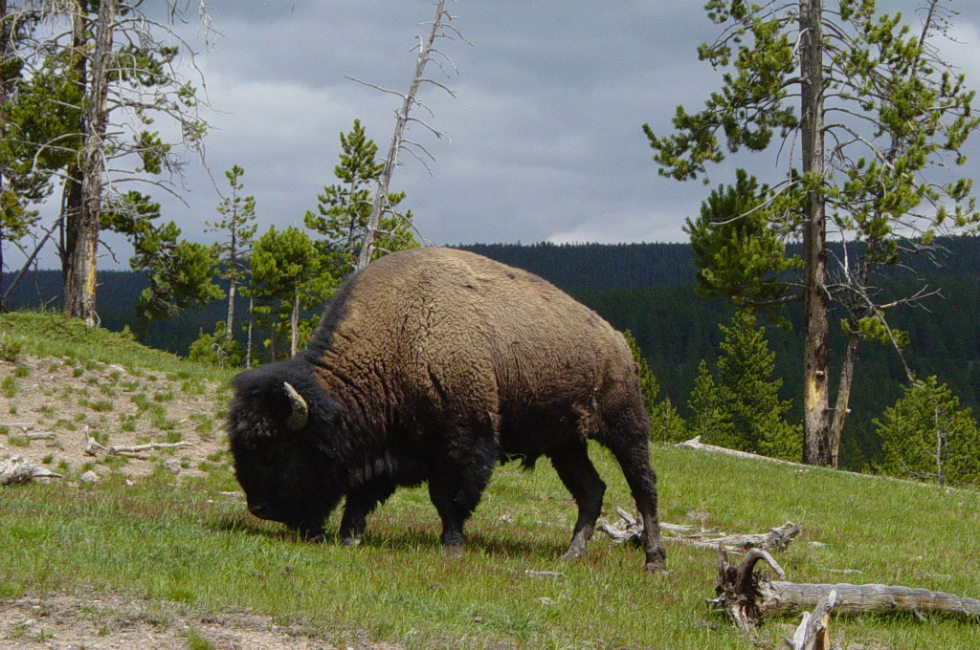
[[0, 591, 403, 650], [0, 355, 229, 482]]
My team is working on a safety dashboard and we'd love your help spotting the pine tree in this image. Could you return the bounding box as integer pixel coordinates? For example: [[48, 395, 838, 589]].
[[687, 311, 801, 460], [305, 120, 417, 282], [716, 309, 801, 460], [5, 2, 212, 325], [206, 165, 257, 342], [249, 225, 333, 361], [646, 0, 980, 465], [875, 376, 980, 486], [687, 360, 727, 445]]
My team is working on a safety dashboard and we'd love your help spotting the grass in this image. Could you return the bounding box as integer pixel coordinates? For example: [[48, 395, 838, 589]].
[[1, 310, 978, 649], [1, 446, 979, 649]]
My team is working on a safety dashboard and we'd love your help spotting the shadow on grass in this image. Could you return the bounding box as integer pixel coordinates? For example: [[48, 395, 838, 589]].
[[208, 512, 309, 543], [211, 510, 564, 560]]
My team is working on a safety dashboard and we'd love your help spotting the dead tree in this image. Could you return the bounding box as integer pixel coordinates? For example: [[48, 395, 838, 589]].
[[13, 0, 214, 325], [353, 0, 466, 270], [713, 547, 980, 629]]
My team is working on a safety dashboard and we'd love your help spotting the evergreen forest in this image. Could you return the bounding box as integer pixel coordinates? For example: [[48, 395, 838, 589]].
[[6, 237, 979, 473]]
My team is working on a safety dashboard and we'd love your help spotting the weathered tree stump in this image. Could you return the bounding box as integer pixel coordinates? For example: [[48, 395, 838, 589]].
[[0, 456, 63, 485], [714, 547, 980, 629]]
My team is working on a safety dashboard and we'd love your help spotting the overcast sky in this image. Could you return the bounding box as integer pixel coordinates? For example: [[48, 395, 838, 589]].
[[25, 1, 980, 269]]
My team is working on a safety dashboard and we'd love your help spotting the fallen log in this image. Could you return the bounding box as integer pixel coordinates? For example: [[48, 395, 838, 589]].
[[109, 442, 190, 454], [84, 432, 190, 458], [675, 436, 803, 467], [1, 456, 64, 485], [597, 507, 799, 553], [714, 547, 980, 629]]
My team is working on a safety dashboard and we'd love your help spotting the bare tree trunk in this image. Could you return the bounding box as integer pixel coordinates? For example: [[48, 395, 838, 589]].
[[245, 295, 253, 368], [225, 226, 237, 339], [829, 328, 859, 468], [65, 0, 117, 326], [268, 317, 276, 363], [290, 290, 299, 356], [60, 6, 86, 289], [226, 280, 236, 339], [356, 0, 447, 270], [0, 0, 9, 312], [799, 0, 831, 466]]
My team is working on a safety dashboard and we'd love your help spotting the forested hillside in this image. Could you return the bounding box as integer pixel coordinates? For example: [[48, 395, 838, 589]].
[[5, 237, 978, 470]]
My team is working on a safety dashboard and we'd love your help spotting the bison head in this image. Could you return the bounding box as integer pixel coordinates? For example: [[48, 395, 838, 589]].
[[227, 360, 344, 540]]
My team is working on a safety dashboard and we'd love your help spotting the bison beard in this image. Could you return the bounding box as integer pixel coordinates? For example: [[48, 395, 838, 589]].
[[227, 247, 667, 571]]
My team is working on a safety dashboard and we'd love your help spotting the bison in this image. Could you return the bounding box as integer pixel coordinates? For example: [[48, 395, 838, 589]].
[[227, 247, 666, 571]]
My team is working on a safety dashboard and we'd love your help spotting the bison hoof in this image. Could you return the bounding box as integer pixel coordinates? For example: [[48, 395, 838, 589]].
[[299, 527, 325, 543], [440, 543, 464, 557], [560, 547, 586, 562], [340, 537, 361, 548]]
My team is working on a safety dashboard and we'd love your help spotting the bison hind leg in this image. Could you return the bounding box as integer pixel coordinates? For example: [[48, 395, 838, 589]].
[[599, 410, 667, 572], [548, 441, 606, 561]]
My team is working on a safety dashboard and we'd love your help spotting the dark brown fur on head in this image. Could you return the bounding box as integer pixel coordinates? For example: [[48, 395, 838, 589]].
[[227, 359, 345, 539]]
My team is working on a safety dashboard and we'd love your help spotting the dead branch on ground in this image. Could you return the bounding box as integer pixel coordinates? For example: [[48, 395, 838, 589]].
[[597, 507, 800, 553], [712, 547, 980, 629], [84, 429, 190, 459]]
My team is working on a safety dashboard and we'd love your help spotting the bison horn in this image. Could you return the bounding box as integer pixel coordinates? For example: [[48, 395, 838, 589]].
[[283, 382, 309, 431]]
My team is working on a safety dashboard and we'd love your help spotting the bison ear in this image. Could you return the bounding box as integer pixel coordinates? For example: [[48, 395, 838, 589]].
[[283, 382, 309, 431]]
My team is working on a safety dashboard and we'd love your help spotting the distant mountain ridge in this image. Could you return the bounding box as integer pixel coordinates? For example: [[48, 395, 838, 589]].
[[460, 237, 980, 290]]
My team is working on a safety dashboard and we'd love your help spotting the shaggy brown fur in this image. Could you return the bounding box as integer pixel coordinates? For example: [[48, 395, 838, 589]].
[[228, 247, 666, 571]]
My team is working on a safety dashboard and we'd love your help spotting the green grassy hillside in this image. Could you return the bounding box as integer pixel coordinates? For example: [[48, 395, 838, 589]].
[[1, 312, 978, 649]]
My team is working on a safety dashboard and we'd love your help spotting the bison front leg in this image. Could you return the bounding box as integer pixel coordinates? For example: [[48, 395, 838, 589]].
[[427, 444, 496, 553], [339, 479, 396, 546], [549, 441, 606, 561]]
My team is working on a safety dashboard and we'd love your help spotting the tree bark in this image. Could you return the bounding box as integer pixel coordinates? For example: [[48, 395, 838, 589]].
[[799, 0, 831, 466], [60, 7, 86, 285], [65, 0, 117, 326]]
